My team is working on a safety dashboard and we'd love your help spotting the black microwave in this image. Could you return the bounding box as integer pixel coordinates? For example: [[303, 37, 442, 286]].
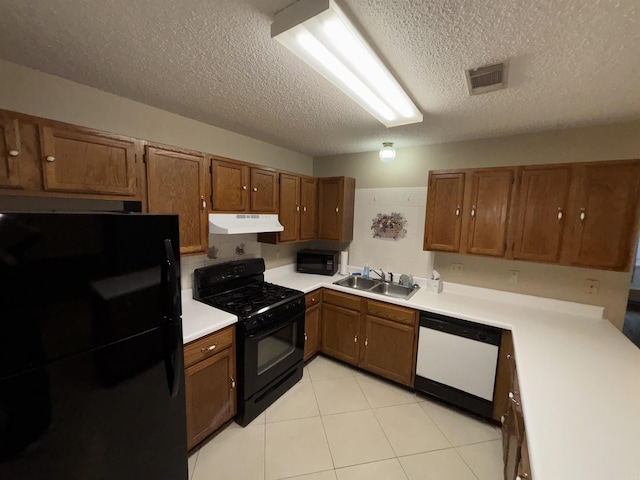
[[296, 249, 339, 276]]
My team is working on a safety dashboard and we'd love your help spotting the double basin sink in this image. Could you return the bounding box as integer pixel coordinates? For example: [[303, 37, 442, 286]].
[[333, 276, 420, 300]]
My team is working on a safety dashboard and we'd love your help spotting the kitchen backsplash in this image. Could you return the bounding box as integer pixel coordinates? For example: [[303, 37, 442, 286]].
[[349, 187, 434, 278], [180, 233, 260, 290]]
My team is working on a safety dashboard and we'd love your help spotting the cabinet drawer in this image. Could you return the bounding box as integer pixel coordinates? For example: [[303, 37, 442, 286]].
[[305, 289, 322, 308], [366, 299, 416, 326], [184, 326, 234, 368], [323, 289, 361, 311]]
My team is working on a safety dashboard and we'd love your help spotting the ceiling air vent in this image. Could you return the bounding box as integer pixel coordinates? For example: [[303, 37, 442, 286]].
[[465, 62, 508, 95]]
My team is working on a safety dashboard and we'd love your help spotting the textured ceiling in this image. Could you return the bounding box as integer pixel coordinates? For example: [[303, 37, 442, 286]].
[[0, 0, 638, 157]]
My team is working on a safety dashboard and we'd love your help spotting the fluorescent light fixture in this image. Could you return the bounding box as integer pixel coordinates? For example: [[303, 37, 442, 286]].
[[272, 0, 423, 128]]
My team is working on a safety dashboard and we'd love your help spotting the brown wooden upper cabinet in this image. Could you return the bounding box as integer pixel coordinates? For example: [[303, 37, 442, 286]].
[[424, 159, 640, 272], [278, 173, 301, 243], [565, 160, 640, 270], [317, 177, 356, 242], [210, 156, 277, 213], [465, 168, 515, 257], [0, 117, 23, 189], [250, 166, 278, 212], [300, 176, 317, 240], [512, 165, 572, 263], [146, 145, 208, 254], [423, 167, 515, 258], [424, 172, 465, 252], [39, 125, 138, 196]]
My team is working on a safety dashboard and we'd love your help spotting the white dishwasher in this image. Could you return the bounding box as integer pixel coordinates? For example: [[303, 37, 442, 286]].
[[415, 312, 502, 419]]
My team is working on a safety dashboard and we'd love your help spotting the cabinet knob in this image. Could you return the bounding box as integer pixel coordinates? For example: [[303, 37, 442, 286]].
[[557, 207, 563, 221], [253, 187, 258, 192], [8, 149, 19, 157], [508, 391, 520, 407], [303, 206, 307, 212], [455, 205, 461, 218], [200, 195, 206, 211], [242, 185, 247, 190], [579, 208, 586, 222], [46, 155, 56, 162], [516, 475, 529, 480], [310, 297, 316, 303], [335, 206, 339, 213], [230, 377, 236, 389], [296, 205, 300, 212], [364, 338, 368, 347], [353, 335, 358, 343], [304, 332, 308, 341], [500, 415, 506, 424], [470, 205, 476, 219], [201, 343, 218, 353]]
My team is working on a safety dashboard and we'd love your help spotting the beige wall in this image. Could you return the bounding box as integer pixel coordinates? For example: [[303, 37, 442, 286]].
[[314, 121, 640, 187], [0, 59, 312, 174], [314, 123, 640, 330], [0, 59, 314, 274]]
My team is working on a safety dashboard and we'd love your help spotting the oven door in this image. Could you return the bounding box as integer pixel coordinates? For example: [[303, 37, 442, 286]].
[[243, 308, 304, 397]]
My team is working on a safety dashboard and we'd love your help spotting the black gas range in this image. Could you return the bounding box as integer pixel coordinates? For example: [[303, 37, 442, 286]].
[[193, 258, 305, 426]]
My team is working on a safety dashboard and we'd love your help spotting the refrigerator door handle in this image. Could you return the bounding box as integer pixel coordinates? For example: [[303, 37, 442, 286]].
[[163, 239, 183, 398]]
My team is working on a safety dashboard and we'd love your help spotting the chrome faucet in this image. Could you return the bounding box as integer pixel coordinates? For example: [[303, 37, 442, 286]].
[[370, 268, 386, 281]]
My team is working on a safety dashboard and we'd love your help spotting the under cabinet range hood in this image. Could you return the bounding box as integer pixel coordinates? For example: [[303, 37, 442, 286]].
[[208, 214, 284, 234]]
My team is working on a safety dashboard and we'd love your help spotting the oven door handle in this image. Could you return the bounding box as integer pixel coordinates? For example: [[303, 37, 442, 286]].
[[246, 309, 304, 340], [162, 238, 183, 398]]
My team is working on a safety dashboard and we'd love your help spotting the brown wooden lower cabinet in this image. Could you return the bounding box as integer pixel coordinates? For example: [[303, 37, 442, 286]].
[[184, 326, 236, 450], [304, 290, 322, 361], [320, 290, 418, 387], [321, 302, 361, 365], [360, 314, 415, 385], [501, 345, 533, 480]]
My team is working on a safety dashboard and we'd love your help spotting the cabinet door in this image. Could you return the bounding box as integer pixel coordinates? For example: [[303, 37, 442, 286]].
[[317, 177, 342, 240], [321, 303, 360, 365], [40, 125, 137, 196], [146, 146, 207, 254], [211, 158, 249, 211], [492, 330, 514, 422], [250, 167, 278, 212], [304, 304, 321, 361], [360, 315, 415, 386], [278, 173, 301, 242], [0, 118, 22, 189], [512, 166, 571, 262], [568, 161, 640, 270], [516, 430, 533, 480], [424, 172, 465, 251], [300, 176, 317, 240], [184, 347, 236, 450], [466, 169, 514, 256], [502, 400, 521, 480]]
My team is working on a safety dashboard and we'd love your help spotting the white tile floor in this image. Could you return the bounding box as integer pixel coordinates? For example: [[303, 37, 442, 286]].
[[189, 356, 503, 480]]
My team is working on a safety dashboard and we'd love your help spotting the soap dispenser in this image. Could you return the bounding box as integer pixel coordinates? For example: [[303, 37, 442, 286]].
[[363, 263, 370, 279]]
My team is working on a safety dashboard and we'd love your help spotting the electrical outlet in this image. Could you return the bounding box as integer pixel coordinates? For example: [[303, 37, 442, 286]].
[[585, 279, 599, 295], [509, 270, 519, 284], [450, 263, 463, 273]]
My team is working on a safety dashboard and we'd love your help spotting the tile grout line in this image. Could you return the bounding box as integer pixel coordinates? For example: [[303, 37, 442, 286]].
[[311, 376, 339, 473]]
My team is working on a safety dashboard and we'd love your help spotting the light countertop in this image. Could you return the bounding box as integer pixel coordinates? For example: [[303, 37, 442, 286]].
[[182, 265, 640, 480], [181, 289, 237, 344]]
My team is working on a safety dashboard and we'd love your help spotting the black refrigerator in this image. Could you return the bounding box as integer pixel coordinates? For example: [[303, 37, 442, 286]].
[[0, 213, 188, 480]]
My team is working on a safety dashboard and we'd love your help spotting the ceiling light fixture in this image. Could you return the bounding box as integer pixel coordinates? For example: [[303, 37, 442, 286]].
[[379, 142, 395, 162], [271, 0, 423, 128]]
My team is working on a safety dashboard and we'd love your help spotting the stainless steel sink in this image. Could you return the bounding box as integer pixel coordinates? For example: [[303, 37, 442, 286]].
[[369, 282, 418, 299], [333, 276, 380, 290], [333, 276, 420, 300]]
